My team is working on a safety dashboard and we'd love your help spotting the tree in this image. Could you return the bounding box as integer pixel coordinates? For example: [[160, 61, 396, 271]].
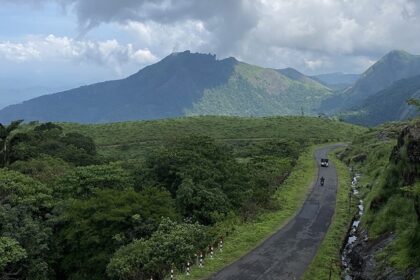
[[9, 155, 71, 185], [8, 123, 99, 166], [0, 120, 23, 167], [139, 136, 231, 197], [0, 237, 27, 279], [107, 218, 209, 280], [55, 163, 134, 199], [176, 178, 231, 225], [407, 98, 420, 111], [0, 170, 53, 280], [56, 188, 177, 280]]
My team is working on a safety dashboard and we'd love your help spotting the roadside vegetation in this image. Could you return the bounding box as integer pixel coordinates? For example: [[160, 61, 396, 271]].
[[340, 119, 420, 278], [175, 146, 317, 279], [0, 116, 363, 280]]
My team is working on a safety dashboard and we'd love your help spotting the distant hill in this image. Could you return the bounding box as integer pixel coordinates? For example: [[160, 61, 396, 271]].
[[322, 50, 420, 113], [342, 75, 420, 126], [311, 72, 360, 91], [0, 51, 331, 124], [277, 68, 324, 86]]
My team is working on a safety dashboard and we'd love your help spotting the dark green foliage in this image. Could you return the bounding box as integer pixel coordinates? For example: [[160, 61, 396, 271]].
[[0, 120, 23, 167], [0, 170, 53, 280], [55, 163, 134, 199], [137, 136, 238, 224], [9, 155, 71, 185], [139, 136, 230, 195], [106, 218, 209, 280], [9, 122, 99, 166], [176, 179, 231, 225], [136, 136, 285, 225], [61, 133, 96, 155], [56, 188, 177, 280], [0, 236, 27, 274], [0, 116, 363, 280]]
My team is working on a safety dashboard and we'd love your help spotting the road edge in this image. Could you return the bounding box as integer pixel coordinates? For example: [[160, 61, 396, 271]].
[[175, 144, 333, 280]]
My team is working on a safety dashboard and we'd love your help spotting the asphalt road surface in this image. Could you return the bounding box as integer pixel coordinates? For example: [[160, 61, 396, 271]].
[[208, 144, 344, 280]]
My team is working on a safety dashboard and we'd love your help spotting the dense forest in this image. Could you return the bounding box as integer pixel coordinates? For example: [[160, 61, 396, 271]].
[[1, 118, 314, 280]]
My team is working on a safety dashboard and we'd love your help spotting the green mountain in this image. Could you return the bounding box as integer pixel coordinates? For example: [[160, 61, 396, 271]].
[[277, 67, 325, 86], [0, 51, 331, 124], [322, 50, 420, 113], [342, 76, 420, 126]]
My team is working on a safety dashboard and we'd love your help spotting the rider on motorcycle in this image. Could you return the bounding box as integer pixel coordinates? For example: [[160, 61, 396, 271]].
[[320, 176, 325, 186]]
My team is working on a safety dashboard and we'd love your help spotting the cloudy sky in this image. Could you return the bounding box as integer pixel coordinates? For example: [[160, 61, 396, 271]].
[[1, 0, 420, 107]]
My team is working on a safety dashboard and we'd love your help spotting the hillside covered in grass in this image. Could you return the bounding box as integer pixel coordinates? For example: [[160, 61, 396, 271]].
[[341, 119, 420, 279], [59, 116, 365, 159]]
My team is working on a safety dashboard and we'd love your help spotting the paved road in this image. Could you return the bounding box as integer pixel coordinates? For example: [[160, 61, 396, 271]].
[[208, 144, 344, 280]]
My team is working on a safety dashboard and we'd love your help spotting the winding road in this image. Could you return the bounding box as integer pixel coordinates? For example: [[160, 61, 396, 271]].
[[208, 144, 344, 280]]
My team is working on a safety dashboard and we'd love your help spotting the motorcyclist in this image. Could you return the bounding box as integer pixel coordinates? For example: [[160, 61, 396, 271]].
[[320, 176, 325, 186]]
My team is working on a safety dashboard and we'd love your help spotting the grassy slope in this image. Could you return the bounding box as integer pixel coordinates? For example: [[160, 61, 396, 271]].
[[302, 151, 354, 280], [173, 145, 318, 280], [341, 119, 420, 275], [185, 63, 332, 117], [59, 116, 365, 159]]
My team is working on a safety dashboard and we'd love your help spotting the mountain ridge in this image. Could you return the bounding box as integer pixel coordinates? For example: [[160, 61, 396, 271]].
[[342, 75, 420, 126], [0, 50, 332, 124], [322, 50, 420, 113]]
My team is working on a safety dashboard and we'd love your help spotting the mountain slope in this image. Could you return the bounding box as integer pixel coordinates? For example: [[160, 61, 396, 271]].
[[0, 51, 236, 123], [342, 76, 420, 126], [277, 67, 327, 87], [322, 50, 420, 113], [186, 63, 331, 116], [0, 51, 331, 124]]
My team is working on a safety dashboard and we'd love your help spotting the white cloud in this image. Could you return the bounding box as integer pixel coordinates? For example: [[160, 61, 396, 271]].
[[2, 0, 420, 74], [49, 0, 420, 73], [121, 20, 211, 56], [0, 42, 40, 62], [0, 34, 157, 68]]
